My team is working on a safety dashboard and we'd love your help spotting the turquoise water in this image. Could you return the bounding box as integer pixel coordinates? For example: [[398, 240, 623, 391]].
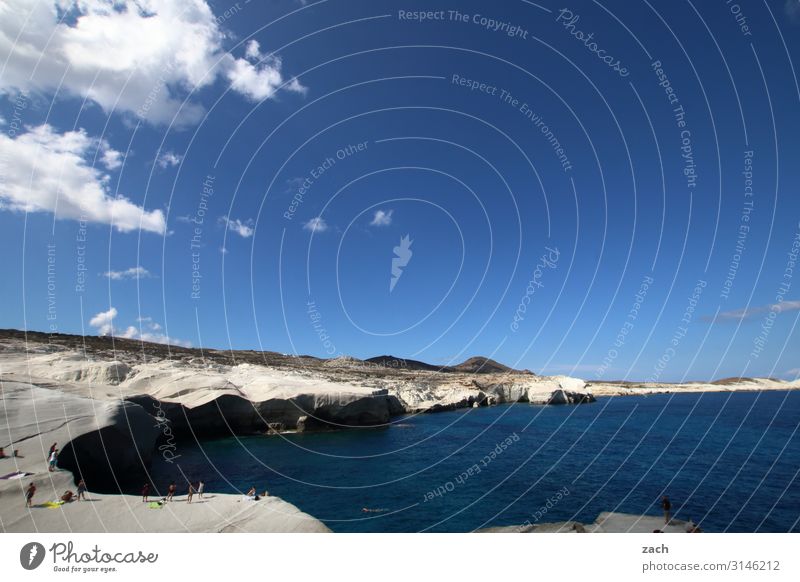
[[149, 390, 800, 532]]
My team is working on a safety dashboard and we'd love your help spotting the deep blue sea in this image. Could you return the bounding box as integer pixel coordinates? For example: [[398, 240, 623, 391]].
[[150, 390, 800, 532]]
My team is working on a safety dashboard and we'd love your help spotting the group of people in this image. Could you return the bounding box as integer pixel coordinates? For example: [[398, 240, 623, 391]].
[[244, 486, 269, 501], [20, 443, 87, 507], [141, 480, 205, 503], [20, 442, 89, 507]]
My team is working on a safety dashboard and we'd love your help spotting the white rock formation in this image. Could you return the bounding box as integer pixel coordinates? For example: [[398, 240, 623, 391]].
[[0, 377, 328, 533]]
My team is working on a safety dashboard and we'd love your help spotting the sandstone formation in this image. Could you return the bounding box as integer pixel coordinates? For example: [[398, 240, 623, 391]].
[[1, 329, 797, 533]]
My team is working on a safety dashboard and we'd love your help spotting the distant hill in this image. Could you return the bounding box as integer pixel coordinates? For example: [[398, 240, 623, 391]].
[[451, 356, 518, 374], [365, 354, 531, 375], [0, 329, 531, 376], [364, 355, 443, 372]]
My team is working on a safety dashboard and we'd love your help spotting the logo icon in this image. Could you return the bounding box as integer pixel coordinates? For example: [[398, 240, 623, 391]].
[[19, 542, 46, 570], [390, 235, 413, 292]]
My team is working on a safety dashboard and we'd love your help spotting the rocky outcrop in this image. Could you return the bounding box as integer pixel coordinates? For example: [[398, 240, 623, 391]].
[[0, 379, 160, 492], [0, 377, 331, 533], [394, 375, 596, 413]]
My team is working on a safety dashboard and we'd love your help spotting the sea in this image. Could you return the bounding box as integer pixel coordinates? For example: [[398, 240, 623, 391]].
[[149, 390, 800, 532]]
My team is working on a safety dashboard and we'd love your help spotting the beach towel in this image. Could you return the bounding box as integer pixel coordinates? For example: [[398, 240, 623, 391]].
[[0, 471, 32, 480], [148, 501, 164, 509], [43, 500, 65, 508]]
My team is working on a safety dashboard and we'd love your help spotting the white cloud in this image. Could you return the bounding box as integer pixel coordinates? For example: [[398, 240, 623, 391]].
[[219, 215, 254, 238], [156, 151, 183, 169], [370, 209, 393, 226], [244, 39, 261, 60], [89, 306, 117, 335], [99, 143, 123, 170], [0, 0, 306, 125], [707, 300, 800, 322], [103, 266, 152, 280], [226, 41, 307, 101], [118, 324, 191, 347], [91, 307, 190, 346], [0, 124, 166, 233], [303, 216, 328, 232]]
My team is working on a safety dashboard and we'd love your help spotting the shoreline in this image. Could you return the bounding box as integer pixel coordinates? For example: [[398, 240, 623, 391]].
[[2, 330, 798, 532]]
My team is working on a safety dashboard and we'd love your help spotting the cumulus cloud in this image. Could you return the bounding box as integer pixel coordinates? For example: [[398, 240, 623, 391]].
[[103, 266, 152, 280], [0, 124, 166, 233], [705, 300, 800, 322], [303, 216, 328, 232], [228, 39, 307, 101], [0, 0, 306, 125], [118, 324, 190, 347], [370, 209, 393, 226], [219, 215, 254, 238], [99, 144, 123, 170], [90, 307, 190, 346], [89, 306, 117, 335], [156, 151, 183, 169]]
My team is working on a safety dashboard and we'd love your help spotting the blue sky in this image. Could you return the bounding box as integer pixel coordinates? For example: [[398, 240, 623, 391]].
[[1, 0, 800, 382]]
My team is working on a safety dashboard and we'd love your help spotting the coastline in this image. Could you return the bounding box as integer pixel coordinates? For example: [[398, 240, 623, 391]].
[[1, 330, 798, 533]]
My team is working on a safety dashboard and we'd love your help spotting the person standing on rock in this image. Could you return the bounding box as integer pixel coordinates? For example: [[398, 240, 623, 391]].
[[187, 482, 195, 503], [197, 480, 204, 499], [661, 496, 672, 524], [48, 448, 58, 472], [25, 482, 36, 507], [77, 478, 87, 501], [141, 483, 150, 502], [166, 482, 176, 502]]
